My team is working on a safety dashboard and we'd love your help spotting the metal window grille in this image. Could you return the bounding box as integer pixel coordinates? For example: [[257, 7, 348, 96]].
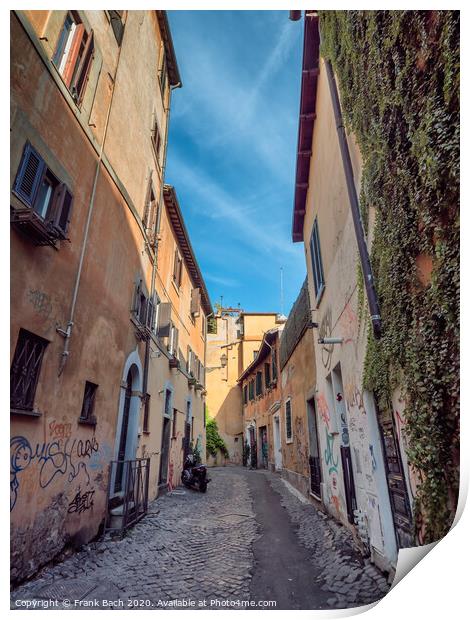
[[10, 329, 48, 411]]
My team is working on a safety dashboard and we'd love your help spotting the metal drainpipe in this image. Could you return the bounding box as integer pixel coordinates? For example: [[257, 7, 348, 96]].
[[57, 21, 126, 375], [324, 59, 382, 339]]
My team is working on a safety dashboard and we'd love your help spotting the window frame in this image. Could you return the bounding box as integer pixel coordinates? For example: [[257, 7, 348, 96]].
[[310, 217, 326, 305], [10, 329, 49, 414], [12, 142, 74, 240], [79, 381, 98, 425], [285, 398, 293, 443], [52, 11, 95, 106]]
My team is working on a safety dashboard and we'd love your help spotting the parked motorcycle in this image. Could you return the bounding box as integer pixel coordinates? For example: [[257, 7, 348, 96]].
[[181, 454, 210, 492]]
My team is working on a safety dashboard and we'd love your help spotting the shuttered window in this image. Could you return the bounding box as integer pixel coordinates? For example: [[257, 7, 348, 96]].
[[152, 119, 162, 161], [173, 250, 182, 287], [190, 288, 201, 317], [11, 329, 49, 412], [157, 302, 171, 338], [285, 399, 293, 442], [310, 217, 325, 303], [13, 143, 74, 239], [256, 371, 263, 397], [243, 385, 248, 405], [264, 362, 271, 389], [271, 348, 278, 384], [248, 379, 255, 401], [53, 12, 95, 105]]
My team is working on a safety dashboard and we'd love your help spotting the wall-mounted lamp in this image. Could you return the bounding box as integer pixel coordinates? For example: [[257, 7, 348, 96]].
[[220, 353, 228, 368], [318, 337, 344, 345]]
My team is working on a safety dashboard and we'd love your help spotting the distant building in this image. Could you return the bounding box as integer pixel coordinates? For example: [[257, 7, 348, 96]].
[[205, 311, 283, 464]]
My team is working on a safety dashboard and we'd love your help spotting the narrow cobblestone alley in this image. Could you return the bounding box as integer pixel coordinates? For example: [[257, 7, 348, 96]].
[[11, 467, 390, 611]]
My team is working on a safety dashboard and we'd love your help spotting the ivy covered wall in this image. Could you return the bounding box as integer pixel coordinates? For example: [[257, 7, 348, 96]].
[[319, 11, 459, 542]]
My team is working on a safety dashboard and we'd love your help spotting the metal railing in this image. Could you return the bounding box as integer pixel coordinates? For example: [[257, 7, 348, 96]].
[[105, 458, 150, 535]]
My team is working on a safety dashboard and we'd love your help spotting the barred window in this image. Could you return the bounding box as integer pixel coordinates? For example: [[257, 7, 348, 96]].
[[79, 381, 98, 423], [11, 329, 48, 412], [285, 399, 293, 442]]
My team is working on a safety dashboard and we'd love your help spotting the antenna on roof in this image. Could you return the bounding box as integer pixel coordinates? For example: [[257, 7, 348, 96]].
[[280, 267, 284, 316]]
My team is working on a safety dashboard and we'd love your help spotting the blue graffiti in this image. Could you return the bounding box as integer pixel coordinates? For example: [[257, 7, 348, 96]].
[[369, 444, 377, 472], [10, 435, 99, 511]]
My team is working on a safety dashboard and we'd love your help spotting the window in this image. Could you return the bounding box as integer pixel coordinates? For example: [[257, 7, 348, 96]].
[[158, 47, 168, 98], [143, 181, 158, 242], [264, 362, 271, 389], [151, 118, 162, 162], [12, 143, 74, 242], [271, 348, 278, 384], [253, 350, 259, 360], [190, 288, 201, 317], [172, 408, 178, 438], [243, 385, 248, 405], [310, 217, 325, 303], [248, 379, 255, 401], [106, 10, 124, 45], [11, 329, 48, 412], [255, 371, 263, 397], [187, 346, 193, 375], [285, 399, 293, 442], [164, 388, 172, 417], [52, 12, 94, 104], [143, 393, 150, 432], [169, 323, 179, 357], [173, 249, 183, 288], [79, 381, 98, 424]]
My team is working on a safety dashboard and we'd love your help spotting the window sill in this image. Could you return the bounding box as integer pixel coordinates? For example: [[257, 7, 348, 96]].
[[142, 430, 150, 435], [78, 417, 97, 427], [171, 279, 181, 295], [285, 438, 294, 444], [11, 408, 42, 418]]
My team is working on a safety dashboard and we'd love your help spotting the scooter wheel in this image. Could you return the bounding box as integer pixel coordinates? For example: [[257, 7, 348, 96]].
[[199, 481, 207, 493]]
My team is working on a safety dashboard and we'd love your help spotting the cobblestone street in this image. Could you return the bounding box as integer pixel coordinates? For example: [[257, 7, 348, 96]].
[[11, 467, 390, 611]]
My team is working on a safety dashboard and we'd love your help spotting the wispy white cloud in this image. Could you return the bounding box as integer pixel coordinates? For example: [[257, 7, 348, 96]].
[[205, 273, 239, 287]]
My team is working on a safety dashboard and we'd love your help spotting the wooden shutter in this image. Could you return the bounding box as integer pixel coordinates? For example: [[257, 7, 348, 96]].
[[190, 288, 201, 316], [73, 30, 94, 103], [146, 297, 154, 330], [132, 280, 142, 315], [157, 302, 171, 338], [172, 250, 179, 281], [173, 326, 179, 356], [63, 23, 85, 86], [14, 143, 45, 207], [50, 184, 74, 237]]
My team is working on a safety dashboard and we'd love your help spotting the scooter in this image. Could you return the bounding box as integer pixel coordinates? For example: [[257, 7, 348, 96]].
[[181, 454, 210, 492]]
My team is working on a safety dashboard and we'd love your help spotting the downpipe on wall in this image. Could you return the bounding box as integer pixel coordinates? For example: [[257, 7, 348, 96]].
[[57, 21, 127, 375], [324, 59, 382, 340]]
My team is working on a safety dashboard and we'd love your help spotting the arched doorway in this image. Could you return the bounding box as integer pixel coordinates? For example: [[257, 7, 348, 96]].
[[112, 351, 143, 496]]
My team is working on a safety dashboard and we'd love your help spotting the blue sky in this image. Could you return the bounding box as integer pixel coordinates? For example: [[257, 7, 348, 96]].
[[166, 10, 306, 315]]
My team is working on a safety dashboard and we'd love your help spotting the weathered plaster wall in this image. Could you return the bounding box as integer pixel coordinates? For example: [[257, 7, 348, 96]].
[[301, 58, 400, 572]]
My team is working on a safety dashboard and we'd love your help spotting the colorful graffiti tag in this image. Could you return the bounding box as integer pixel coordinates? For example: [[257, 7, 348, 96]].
[[10, 435, 100, 511]]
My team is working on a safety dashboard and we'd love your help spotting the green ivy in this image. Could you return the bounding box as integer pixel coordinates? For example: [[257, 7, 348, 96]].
[[205, 408, 229, 459], [320, 10, 459, 542]]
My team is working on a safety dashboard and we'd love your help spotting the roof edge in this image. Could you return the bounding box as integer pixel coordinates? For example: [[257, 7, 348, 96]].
[[156, 10, 182, 88], [163, 185, 212, 316]]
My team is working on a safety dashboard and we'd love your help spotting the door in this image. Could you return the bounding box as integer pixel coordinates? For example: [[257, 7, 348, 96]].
[[377, 411, 413, 547], [340, 445, 357, 524], [307, 397, 322, 497], [273, 415, 282, 470], [249, 427, 257, 469], [158, 417, 171, 485], [114, 370, 132, 493], [259, 426, 268, 469]]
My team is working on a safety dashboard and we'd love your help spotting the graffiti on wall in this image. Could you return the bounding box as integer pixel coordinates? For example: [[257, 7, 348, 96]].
[[67, 487, 95, 514], [344, 383, 366, 414], [319, 307, 333, 370], [324, 429, 339, 475], [49, 419, 72, 440], [336, 301, 358, 345], [27, 289, 61, 331], [316, 393, 330, 428], [10, 435, 100, 511]]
